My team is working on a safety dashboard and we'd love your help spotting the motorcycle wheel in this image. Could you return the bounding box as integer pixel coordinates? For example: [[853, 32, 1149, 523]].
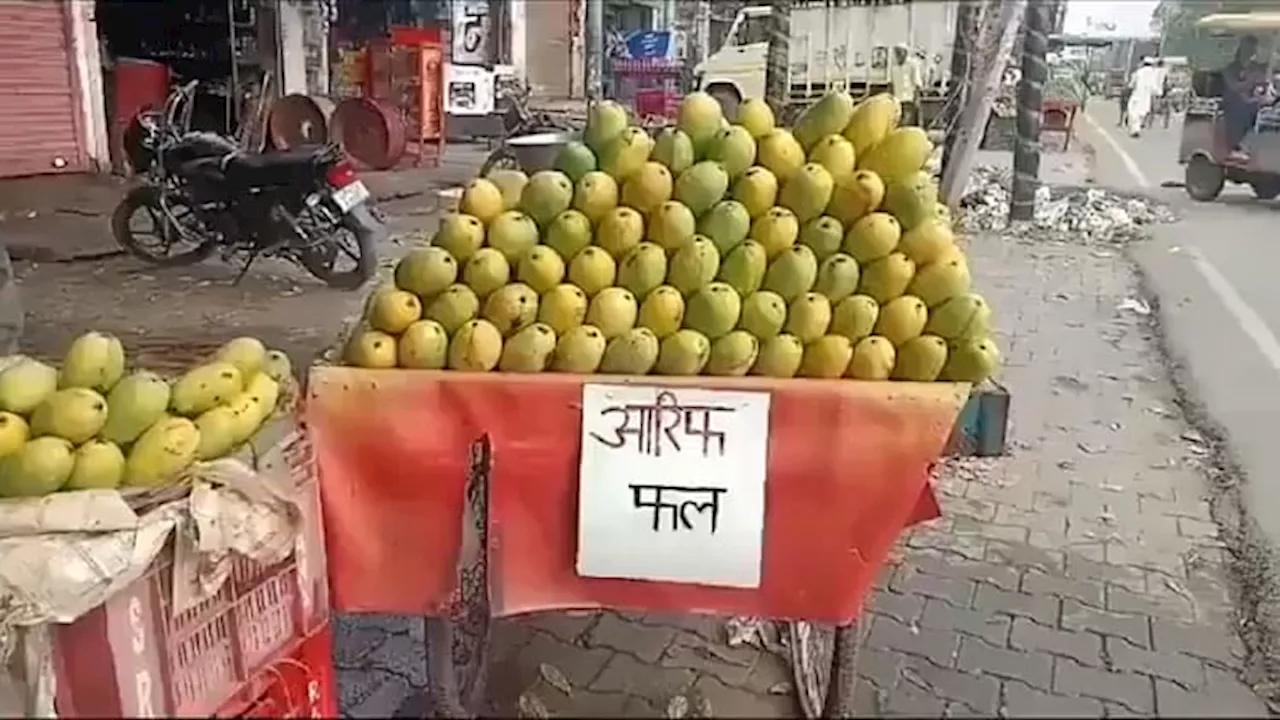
[[111, 185, 217, 266], [298, 204, 380, 290]]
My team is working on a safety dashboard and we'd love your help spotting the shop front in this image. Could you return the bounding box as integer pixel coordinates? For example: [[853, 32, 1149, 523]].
[[0, 1, 93, 178]]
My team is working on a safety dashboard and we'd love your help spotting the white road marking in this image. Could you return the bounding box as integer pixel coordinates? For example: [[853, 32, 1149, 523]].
[[1184, 246, 1280, 374], [1082, 111, 1151, 188]]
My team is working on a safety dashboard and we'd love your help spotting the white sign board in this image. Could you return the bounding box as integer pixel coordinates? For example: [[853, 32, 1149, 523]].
[[577, 384, 771, 589], [444, 64, 496, 116]]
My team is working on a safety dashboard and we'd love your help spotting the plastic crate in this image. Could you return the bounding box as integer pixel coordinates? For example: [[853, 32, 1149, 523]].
[[52, 428, 330, 718], [634, 88, 680, 120], [226, 621, 338, 718]]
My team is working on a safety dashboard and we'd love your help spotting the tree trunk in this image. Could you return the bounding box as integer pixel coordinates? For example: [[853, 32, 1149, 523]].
[[1009, 0, 1051, 223], [764, 0, 791, 114]]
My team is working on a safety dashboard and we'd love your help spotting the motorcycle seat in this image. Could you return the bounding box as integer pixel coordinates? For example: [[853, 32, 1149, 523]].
[[221, 145, 329, 187]]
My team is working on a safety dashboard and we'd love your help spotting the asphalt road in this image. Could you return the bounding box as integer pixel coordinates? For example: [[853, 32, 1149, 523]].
[[1076, 101, 1280, 553]]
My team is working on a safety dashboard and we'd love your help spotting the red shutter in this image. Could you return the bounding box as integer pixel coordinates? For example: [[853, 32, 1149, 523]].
[[0, 1, 88, 178]]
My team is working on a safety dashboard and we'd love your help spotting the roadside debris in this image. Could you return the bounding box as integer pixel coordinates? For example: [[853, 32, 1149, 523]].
[[958, 165, 1177, 244]]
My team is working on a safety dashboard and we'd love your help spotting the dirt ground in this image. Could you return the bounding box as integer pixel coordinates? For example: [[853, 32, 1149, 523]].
[[1, 145, 488, 370]]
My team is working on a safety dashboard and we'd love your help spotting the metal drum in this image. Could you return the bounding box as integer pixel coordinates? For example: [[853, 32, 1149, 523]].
[[505, 131, 575, 173], [330, 97, 408, 171], [268, 94, 337, 149]]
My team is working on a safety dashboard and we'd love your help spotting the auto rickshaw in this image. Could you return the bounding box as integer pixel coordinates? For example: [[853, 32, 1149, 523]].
[[1179, 12, 1280, 201]]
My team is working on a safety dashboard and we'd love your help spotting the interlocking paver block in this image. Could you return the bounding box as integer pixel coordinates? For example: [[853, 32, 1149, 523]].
[[587, 611, 677, 663], [972, 582, 1060, 625], [866, 613, 961, 667], [1002, 679, 1107, 718], [1053, 658, 1155, 713], [919, 597, 1011, 646], [1009, 616, 1104, 667], [1105, 636, 1206, 689], [956, 637, 1054, 691], [1061, 598, 1151, 649]]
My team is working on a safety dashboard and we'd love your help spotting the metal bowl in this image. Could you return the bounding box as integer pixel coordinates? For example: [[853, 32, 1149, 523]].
[[505, 131, 576, 173]]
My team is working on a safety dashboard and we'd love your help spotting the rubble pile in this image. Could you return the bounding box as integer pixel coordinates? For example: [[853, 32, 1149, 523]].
[[958, 165, 1177, 244]]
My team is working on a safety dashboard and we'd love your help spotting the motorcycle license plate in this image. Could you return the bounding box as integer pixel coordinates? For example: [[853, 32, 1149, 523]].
[[332, 181, 370, 213]]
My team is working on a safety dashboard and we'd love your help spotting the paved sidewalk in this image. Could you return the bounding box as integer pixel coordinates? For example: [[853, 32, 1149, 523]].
[[854, 234, 1267, 716], [334, 230, 1268, 717]]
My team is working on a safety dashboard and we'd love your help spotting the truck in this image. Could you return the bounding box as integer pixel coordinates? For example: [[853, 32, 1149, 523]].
[[693, 0, 961, 121]]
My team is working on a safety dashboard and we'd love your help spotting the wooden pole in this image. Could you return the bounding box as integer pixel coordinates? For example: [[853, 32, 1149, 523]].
[[941, 1, 984, 177], [939, 0, 1025, 209]]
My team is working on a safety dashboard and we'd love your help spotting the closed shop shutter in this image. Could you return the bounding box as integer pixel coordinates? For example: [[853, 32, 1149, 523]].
[[526, 0, 574, 98], [0, 1, 87, 178]]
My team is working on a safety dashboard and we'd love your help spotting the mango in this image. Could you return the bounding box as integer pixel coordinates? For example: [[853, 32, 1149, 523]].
[[586, 287, 639, 340], [739, 290, 788, 340], [637, 285, 686, 339], [398, 319, 450, 369], [572, 171, 620, 223], [499, 323, 558, 373], [519, 171, 575, 227], [66, 439, 126, 490], [0, 436, 74, 497], [424, 284, 481, 334], [60, 331, 126, 393], [784, 293, 833, 344], [698, 200, 753, 255], [482, 283, 540, 336], [487, 210, 541, 263], [732, 166, 779, 218], [667, 236, 721, 296], [874, 295, 929, 347], [600, 327, 662, 375], [517, 245, 568, 295], [551, 325, 608, 373], [344, 330, 398, 369], [545, 209, 594, 263], [0, 359, 57, 415], [830, 294, 880, 343], [567, 247, 618, 297], [892, 335, 949, 382], [460, 177, 505, 223], [762, 245, 819, 302], [448, 319, 504, 371], [620, 162, 675, 215], [706, 331, 760, 377], [750, 334, 805, 378], [799, 335, 855, 379], [124, 416, 200, 487], [539, 284, 591, 335], [463, 247, 513, 299], [858, 252, 916, 304], [647, 201, 698, 255], [827, 170, 886, 225], [171, 362, 243, 417], [655, 329, 712, 376], [846, 336, 897, 380], [102, 370, 172, 445], [596, 206, 646, 259], [778, 163, 836, 222]]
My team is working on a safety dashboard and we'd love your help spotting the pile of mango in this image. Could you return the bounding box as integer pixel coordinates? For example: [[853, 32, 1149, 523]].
[[344, 90, 1000, 382], [0, 332, 292, 498]]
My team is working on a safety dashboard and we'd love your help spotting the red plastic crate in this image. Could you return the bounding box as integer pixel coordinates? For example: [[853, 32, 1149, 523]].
[[51, 430, 331, 718], [635, 88, 681, 119], [225, 621, 338, 718]]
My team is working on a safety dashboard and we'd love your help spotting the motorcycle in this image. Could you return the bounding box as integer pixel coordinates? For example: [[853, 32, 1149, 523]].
[[113, 81, 383, 289]]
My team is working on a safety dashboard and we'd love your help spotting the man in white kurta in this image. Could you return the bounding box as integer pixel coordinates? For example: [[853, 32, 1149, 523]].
[[1126, 58, 1161, 137]]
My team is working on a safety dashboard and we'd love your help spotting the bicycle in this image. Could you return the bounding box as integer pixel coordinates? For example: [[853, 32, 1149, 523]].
[[479, 81, 577, 176]]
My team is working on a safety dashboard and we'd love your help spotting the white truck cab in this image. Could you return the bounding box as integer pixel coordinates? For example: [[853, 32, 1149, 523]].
[[695, 1, 958, 118]]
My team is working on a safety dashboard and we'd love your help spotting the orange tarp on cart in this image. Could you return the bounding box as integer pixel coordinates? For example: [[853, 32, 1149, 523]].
[[306, 369, 967, 625]]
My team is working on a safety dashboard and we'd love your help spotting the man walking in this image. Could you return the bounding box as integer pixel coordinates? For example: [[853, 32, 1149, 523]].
[[890, 43, 924, 126], [1126, 57, 1161, 137]]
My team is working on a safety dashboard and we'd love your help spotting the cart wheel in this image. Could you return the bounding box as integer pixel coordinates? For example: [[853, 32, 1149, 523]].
[[1185, 155, 1225, 202], [1250, 178, 1280, 200], [479, 146, 519, 176]]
